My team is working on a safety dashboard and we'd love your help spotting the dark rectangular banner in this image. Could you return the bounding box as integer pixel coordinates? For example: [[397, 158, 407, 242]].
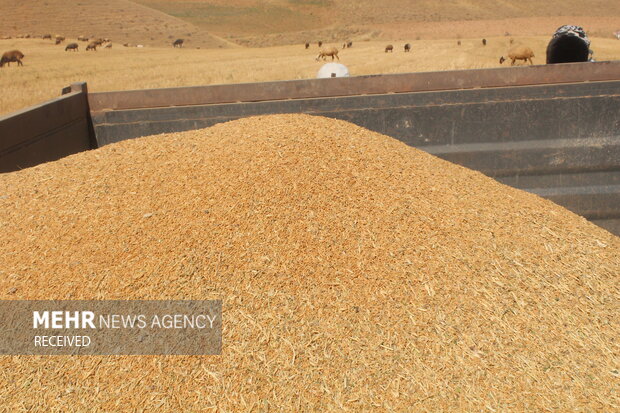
[[0, 300, 222, 355]]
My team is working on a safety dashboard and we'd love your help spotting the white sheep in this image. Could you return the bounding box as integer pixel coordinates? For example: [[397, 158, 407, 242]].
[[315, 47, 339, 61], [499, 45, 535, 65]]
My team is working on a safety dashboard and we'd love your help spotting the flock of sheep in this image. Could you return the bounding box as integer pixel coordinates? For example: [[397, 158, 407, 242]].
[[40, 34, 114, 51], [0, 32, 162, 67], [310, 38, 535, 66], [0, 34, 190, 68], [313, 42, 415, 61], [65, 36, 113, 52], [0, 34, 114, 64], [0, 26, 611, 69], [311, 26, 602, 67]]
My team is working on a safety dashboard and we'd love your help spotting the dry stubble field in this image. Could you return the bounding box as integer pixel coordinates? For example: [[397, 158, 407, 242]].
[[1, 35, 620, 116]]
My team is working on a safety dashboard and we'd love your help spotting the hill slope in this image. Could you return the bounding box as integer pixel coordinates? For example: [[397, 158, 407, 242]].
[[0, 0, 233, 48], [1, 0, 619, 47], [134, 0, 620, 45]]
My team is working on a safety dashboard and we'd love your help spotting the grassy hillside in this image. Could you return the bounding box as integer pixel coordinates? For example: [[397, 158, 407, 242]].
[[230, 16, 620, 47], [134, 0, 620, 45], [0, 0, 233, 48], [133, 0, 328, 35], [1, 0, 618, 47]]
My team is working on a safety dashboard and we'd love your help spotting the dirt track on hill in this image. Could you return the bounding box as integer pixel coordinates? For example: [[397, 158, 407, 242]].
[[236, 16, 620, 47]]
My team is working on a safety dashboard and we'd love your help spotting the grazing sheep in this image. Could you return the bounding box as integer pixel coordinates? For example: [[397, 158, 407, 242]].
[[404, 43, 411, 52], [86, 42, 97, 51], [0, 50, 25, 67], [315, 46, 339, 61], [546, 25, 590, 64], [173, 38, 184, 48], [499, 45, 535, 65], [55, 35, 65, 42], [78, 35, 88, 42], [305, 42, 309, 49], [42, 34, 52, 40], [65, 43, 79, 52], [318, 41, 323, 47], [55, 38, 62, 45], [385, 44, 393, 53], [482, 38, 487, 46], [347, 41, 352, 48]]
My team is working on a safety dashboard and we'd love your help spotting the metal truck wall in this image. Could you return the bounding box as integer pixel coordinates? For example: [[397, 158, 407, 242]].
[[0, 83, 97, 173], [90, 79, 620, 235]]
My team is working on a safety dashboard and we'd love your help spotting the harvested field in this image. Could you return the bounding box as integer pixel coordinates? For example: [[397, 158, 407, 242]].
[[2, 35, 620, 116], [0, 114, 619, 411]]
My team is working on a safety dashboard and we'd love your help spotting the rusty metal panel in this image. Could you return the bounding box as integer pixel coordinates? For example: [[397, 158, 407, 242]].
[[498, 171, 620, 189], [0, 93, 84, 153], [0, 119, 91, 172], [92, 80, 620, 125], [88, 78, 620, 235], [528, 185, 620, 220], [425, 137, 620, 177], [88, 60, 620, 112], [3, 68, 620, 234], [591, 219, 620, 236], [0, 83, 96, 174], [90, 81, 620, 149]]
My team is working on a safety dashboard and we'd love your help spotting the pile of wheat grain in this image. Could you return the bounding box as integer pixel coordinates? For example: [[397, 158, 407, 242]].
[[0, 114, 618, 411]]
